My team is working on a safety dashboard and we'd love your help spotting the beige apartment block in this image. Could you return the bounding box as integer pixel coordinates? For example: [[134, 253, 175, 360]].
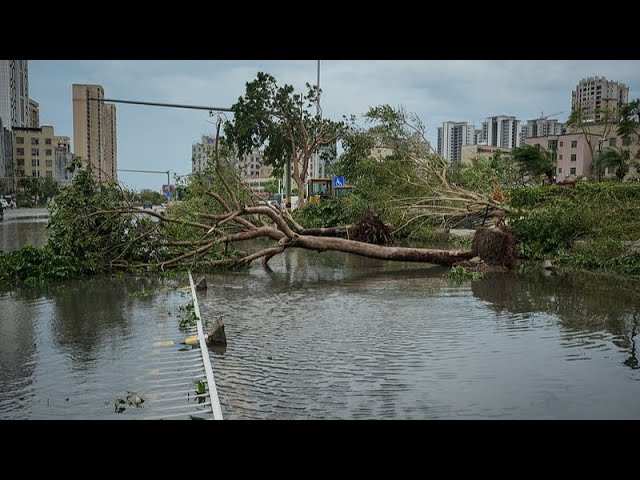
[[72, 84, 117, 182], [461, 145, 511, 165], [12, 125, 56, 180]]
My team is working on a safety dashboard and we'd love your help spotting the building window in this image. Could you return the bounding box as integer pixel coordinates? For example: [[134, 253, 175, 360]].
[[622, 137, 631, 146], [16, 137, 24, 144], [16, 158, 25, 166], [45, 138, 52, 145], [31, 138, 39, 145], [32, 171, 37, 177], [32, 159, 40, 167], [570, 167, 576, 175], [32, 148, 39, 156], [571, 154, 576, 161], [558, 168, 563, 173], [571, 140, 577, 148], [609, 137, 617, 147], [559, 155, 563, 160], [46, 159, 53, 168], [16, 148, 24, 155], [46, 171, 53, 178]]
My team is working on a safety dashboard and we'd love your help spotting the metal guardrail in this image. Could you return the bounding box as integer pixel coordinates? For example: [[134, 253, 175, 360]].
[[142, 273, 223, 420], [189, 271, 223, 420]]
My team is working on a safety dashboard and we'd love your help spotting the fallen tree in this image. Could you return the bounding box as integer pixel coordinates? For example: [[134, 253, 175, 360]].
[[101, 193, 476, 270], [2, 102, 520, 288], [68, 106, 514, 272]]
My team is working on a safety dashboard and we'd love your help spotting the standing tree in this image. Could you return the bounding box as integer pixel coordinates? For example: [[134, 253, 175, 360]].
[[617, 98, 640, 138], [617, 98, 640, 178], [224, 72, 345, 209], [264, 179, 279, 195], [566, 106, 616, 181]]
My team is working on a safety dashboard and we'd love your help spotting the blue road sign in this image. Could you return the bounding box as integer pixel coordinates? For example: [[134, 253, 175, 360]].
[[165, 191, 171, 197], [333, 176, 345, 187]]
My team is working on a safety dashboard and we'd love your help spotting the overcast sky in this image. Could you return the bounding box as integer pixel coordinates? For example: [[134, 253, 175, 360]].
[[29, 60, 640, 192]]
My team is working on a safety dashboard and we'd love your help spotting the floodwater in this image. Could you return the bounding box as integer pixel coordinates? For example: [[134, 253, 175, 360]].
[[0, 275, 209, 419], [1, 226, 640, 419], [0, 217, 49, 251], [197, 251, 640, 419]]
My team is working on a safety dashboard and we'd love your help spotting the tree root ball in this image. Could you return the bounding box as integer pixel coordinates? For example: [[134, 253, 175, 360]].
[[349, 210, 394, 245], [471, 226, 516, 268]]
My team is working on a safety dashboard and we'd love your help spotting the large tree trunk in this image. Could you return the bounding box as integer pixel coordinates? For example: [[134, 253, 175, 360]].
[[294, 234, 473, 265], [294, 175, 306, 209]]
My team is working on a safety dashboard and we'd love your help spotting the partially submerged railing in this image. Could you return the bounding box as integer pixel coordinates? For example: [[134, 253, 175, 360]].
[[188, 270, 223, 420], [143, 272, 223, 420]]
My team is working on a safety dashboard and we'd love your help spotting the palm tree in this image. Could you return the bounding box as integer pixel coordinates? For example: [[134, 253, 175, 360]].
[[511, 144, 556, 184], [617, 99, 640, 138], [597, 149, 632, 180]]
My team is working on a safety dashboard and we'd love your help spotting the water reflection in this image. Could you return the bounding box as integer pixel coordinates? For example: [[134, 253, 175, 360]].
[[472, 272, 640, 370]]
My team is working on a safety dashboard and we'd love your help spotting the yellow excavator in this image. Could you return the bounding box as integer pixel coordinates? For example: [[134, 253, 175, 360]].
[[307, 178, 353, 205]]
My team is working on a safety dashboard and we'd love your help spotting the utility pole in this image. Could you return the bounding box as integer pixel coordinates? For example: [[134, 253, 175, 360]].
[[315, 60, 321, 179]]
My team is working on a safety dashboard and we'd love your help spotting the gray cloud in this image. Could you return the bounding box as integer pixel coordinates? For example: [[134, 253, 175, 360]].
[[29, 60, 640, 191]]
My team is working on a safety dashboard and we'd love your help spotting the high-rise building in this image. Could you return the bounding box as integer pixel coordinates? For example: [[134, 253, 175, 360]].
[[191, 135, 266, 179], [437, 121, 475, 163], [54, 136, 71, 153], [519, 117, 565, 146], [237, 148, 265, 178], [0, 118, 13, 193], [72, 84, 117, 182], [54, 136, 75, 187], [191, 134, 216, 173], [12, 125, 56, 180], [0, 60, 29, 129], [571, 76, 629, 123], [28, 99, 39, 128], [103, 103, 117, 181], [309, 140, 337, 179], [482, 115, 520, 149], [474, 129, 485, 145]]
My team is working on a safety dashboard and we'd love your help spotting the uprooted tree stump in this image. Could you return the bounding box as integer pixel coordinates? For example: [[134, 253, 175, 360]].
[[349, 210, 394, 245], [471, 226, 516, 268]]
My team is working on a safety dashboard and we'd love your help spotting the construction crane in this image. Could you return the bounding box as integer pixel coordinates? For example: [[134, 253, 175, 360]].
[[540, 111, 564, 120]]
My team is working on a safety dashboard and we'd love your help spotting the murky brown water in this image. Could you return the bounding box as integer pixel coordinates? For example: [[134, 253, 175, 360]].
[[1, 226, 640, 419]]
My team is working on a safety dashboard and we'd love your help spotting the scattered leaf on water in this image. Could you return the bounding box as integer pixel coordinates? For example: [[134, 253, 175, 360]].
[[114, 398, 126, 414], [126, 391, 145, 408]]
